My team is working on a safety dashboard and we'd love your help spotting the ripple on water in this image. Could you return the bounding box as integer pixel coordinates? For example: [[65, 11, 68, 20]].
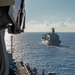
[[5, 33, 75, 75]]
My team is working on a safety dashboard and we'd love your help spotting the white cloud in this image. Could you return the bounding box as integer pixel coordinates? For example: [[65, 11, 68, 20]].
[[64, 18, 75, 28], [25, 20, 50, 32], [51, 16, 56, 20], [25, 18, 75, 32]]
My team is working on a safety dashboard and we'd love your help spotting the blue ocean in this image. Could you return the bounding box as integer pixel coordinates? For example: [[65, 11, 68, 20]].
[[5, 32, 75, 75]]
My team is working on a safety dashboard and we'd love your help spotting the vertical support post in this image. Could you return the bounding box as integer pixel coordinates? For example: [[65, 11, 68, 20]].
[[0, 29, 9, 75], [11, 36, 13, 55]]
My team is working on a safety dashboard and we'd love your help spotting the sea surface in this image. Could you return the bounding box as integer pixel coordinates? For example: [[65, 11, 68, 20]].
[[5, 32, 75, 75]]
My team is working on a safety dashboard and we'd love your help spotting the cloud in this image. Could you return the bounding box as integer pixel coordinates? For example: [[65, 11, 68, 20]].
[[25, 20, 50, 32], [64, 18, 75, 27], [25, 18, 75, 32], [51, 16, 56, 20]]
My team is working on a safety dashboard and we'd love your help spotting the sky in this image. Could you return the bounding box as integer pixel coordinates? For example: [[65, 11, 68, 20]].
[[25, 0, 75, 32]]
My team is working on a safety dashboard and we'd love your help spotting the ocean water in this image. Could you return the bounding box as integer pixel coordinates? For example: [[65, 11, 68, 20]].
[[5, 32, 75, 75]]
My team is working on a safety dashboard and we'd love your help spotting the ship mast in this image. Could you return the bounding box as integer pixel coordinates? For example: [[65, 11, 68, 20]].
[[52, 28, 55, 34]]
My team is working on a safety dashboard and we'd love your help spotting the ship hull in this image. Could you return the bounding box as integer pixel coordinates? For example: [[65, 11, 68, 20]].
[[42, 39, 61, 46]]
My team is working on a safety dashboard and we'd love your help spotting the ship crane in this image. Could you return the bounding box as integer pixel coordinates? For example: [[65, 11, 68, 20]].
[[0, 0, 25, 75]]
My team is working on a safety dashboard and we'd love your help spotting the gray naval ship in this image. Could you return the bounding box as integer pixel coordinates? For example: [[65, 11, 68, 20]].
[[42, 28, 61, 46]]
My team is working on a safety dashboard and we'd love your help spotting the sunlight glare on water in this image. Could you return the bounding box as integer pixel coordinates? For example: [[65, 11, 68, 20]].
[[5, 32, 75, 75]]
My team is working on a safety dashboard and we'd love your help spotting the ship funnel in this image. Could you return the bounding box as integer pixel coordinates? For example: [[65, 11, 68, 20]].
[[52, 28, 55, 34]]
